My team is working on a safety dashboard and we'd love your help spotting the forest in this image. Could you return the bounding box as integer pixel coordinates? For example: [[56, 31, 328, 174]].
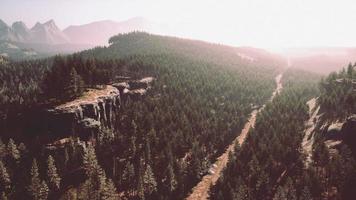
[[0, 32, 283, 199], [0, 32, 354, 200], [210, 68, 356, 200]]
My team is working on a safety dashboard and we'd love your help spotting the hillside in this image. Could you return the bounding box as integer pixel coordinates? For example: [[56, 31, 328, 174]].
[[210, 66, 356, 200], [0, 32, 284, 199]]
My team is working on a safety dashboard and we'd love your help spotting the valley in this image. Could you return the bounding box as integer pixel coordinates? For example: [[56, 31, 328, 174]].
[[0, 23, 355, 200], [187, 73, 283, 200]]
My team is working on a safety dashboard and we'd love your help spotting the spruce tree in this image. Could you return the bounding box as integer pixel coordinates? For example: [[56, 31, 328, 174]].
[[38, 181, 49, 200], [83, 144, 99, 177], [28, 159, 41, 199], [0, 160, 11, 193], [0, 139, 6, 159], [46, 155, 61, 191], [7, 139, 20, 161], [165, 164, 177, 192], [63, 67, 83, 100], [143, 164, 157, 195], [122, 162, 135, 191], [101, 178, 119, 200]]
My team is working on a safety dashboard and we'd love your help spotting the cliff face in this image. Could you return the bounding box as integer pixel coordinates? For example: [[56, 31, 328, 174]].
[[45, 77, 154, 145], [47, 85, 120, 140], [323, 115, 356, 154], [303, 97, 356, 165]]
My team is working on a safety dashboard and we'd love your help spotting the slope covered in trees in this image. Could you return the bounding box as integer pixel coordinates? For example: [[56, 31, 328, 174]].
[[211, 67, 356, 200], [0, 32, 283, 199], [210, 68, 320, 200], [318, 63, 356, 122]]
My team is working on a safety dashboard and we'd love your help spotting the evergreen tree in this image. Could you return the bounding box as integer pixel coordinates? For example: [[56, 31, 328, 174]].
[[46, 155, 61, 191], [0, 139, 6, 159], [0, 160, 11, 193], [28, 159, 41, 199], [83, 144, 99, 177], [122, 162, 135, 192], [101, 178, 119, 200], [7, 139, 20, 161], [165, 164, 177, 192], [63, 67, 84, 100], [143, 164, 157, 195], [38, 181, 49, 200]]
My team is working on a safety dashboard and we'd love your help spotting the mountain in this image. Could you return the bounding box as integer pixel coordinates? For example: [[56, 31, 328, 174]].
[[29, 20, 70, 44], [63, 17, 149, 45], [282, 47, 356, 74], [0, 19, 18, 41], [0, 19, 70, 44], [12, 21, 31, 42]]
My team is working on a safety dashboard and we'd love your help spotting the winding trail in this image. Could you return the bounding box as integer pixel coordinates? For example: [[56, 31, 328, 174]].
[[186, 73, 283, 200]]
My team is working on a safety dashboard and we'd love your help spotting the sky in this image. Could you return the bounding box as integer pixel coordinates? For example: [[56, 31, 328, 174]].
[[1, 0, 356, 49]]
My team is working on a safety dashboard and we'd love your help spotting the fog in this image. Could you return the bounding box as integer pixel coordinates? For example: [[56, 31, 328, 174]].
[[2, 0, 356, 50]]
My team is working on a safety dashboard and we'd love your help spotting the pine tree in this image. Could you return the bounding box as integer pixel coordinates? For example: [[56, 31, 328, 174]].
[[143, 164, 157, 195], [100, 178, 119, 200], [137, 173, 145, 200], [165, 164, 177, 192], [122, 162, 135, 191], [7, 139, 20, 161], [46, 155, 61, 190], [63, 67, 83, 100], [28, 159, 41, 199], [0, 139, 6, 159], [0, 160, 11, 193], [83, 144, 99, 177], [38, 181, 49, 200]]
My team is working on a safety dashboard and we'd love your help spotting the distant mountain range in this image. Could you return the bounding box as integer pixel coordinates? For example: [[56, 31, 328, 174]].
[[63, 17, 149, 45], [0, 17, 149, 59], [0, 17, 148, 46], [0, 19, 69, 44]]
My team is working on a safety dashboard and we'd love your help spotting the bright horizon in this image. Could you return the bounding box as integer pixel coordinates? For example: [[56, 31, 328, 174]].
[[1, 0, 356, 50]]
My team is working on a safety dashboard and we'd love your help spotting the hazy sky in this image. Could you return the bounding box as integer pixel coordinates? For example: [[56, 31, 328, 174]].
[[1, 0, 356, 49]]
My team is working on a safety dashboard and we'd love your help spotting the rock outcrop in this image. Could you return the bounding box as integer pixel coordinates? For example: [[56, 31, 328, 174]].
[[45, 77, 154, 146], [47, 85, 121, 140]]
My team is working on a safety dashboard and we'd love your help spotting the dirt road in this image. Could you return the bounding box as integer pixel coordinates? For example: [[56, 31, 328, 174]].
[[186, 74, 283, 200]]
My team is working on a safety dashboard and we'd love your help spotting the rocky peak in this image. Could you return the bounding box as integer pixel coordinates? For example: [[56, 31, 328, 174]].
[[30, 19, 69, 44], [12, 21, 28, 30], [0, 19, 9, 29], [12, 21, 30, 41]]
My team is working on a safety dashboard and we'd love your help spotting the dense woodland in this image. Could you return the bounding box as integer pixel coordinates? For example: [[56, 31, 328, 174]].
[[210, 68, 356, 200], [0, 32, 354, 200], [0, 32, 283, 199], [318, 63, 356, 122]]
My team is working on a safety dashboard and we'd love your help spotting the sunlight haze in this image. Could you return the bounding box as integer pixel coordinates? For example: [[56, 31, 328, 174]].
[[1, 0, 356, 49]]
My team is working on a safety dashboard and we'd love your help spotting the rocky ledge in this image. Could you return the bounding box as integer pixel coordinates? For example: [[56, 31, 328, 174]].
[[45, 77, 154, 147]]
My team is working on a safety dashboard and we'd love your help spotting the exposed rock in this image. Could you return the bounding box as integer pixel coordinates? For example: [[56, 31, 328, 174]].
[[302, 98, 321, 167], [47, 85, 121, 140], [45, 77, 154, 144]]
